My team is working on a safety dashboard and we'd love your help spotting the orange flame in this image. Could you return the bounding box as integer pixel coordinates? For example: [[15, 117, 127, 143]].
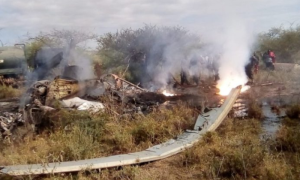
[[162, 90, 175, 96], [217, 78, 250, 96]]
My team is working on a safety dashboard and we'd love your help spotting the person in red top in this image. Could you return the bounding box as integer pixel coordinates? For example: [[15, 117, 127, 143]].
[[268, 50, 276, 63]]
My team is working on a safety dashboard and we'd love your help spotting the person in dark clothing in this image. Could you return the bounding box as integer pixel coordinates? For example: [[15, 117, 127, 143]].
[[250, 53, 259, 74], [245, 62, 254, 82], [262, 50, 275, 70], [245, 54, 259, 83]]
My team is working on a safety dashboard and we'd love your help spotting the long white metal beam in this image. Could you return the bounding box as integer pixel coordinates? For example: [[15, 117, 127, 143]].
[[0, 86, 241, 176]]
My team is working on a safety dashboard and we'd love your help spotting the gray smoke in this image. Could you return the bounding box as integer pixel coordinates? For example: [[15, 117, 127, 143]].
[[20, 41, 94, 107], [145, 13, 256, 93], [142, 31, 217, 90], [30, 43, 94, 82]]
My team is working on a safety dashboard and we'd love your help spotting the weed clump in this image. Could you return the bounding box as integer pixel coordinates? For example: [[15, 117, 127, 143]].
[[0, 85, 22, 99], [286, 104, 300, 119], [178, 118, 291, 179], [247, 101, 263, 119], [273, 118, 300, 152]]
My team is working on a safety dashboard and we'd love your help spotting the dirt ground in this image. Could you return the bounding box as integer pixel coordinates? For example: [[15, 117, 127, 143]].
[[244, 68, 300, 104]]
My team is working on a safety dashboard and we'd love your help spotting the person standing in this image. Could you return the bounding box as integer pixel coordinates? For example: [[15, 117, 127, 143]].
[[245, 53, 260, 83], [268, 49, 276, 63], [251, 53, 259, 74], [262, 50, 275, 70]]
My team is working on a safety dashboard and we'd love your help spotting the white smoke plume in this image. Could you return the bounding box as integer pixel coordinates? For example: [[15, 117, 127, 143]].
[[210, 19, 256, 95], [145, 12, 256, 94]]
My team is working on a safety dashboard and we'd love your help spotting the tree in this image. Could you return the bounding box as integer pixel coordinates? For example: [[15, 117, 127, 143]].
[[258, 26, 300, 63], [25, 30, 96, 68], [97, 25, 202, 85]]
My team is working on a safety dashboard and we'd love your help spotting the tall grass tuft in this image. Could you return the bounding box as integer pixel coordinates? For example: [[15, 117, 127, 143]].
[[247, 101, 263, 119], [0, 85, 22, 99]]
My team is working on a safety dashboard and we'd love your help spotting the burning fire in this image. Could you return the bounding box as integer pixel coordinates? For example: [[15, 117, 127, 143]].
[[162, 90, 175, 96], [217, 78, 250, 96]]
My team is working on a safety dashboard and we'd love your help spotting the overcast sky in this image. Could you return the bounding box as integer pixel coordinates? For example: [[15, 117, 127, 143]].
[[0, 0, 299, 47]]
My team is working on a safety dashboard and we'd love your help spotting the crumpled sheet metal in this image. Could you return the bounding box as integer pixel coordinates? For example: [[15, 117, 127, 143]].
[[45, 78, 80, 106]]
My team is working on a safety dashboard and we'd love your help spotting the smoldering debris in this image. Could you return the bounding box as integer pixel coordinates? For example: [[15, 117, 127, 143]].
[[0, 112, 23, 136], [20, 74, 146, 132], [16, 72, 214, 135]]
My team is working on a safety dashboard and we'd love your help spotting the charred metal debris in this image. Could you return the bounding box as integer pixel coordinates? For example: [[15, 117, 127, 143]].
[[16, 74, 184, 133], [0, 112, 23, 137], [0, 70, 219, 138]]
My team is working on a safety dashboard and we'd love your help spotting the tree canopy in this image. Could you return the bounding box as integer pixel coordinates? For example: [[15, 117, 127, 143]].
[[258, 26, 300, 63], [97, 25, 202, 84]]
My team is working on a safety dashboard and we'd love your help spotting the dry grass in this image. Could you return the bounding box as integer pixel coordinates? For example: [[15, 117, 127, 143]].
[[255, 68, 300, 84], [86, 118, 296, 180], [2, 116, 300, 179], [247, 101, 263, 119], [273, 117, 300, 152], [176, 119, 266, 179], [0, 85, 23, 99], [1, 89, 300, 179], [131, 118, 297, 180], [0, 104, 196, 166]]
